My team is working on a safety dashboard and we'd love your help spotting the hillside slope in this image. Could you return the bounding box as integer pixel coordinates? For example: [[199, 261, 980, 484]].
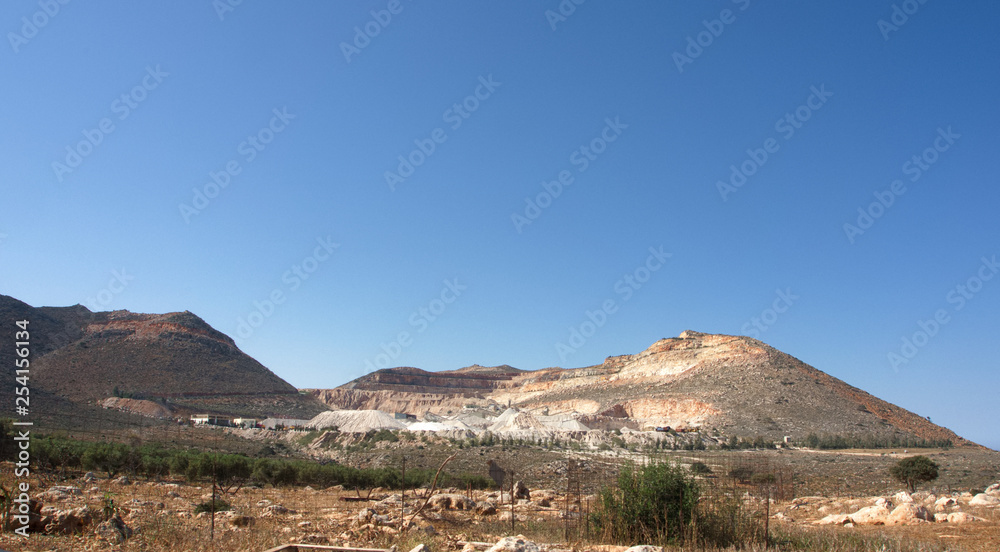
[[0, 294, 328, 420], [308, 330, 971, 446]]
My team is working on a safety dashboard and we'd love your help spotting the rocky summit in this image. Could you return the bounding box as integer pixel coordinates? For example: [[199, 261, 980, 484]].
[[308, 330, 971, 445], [0, 294, 328, 420]]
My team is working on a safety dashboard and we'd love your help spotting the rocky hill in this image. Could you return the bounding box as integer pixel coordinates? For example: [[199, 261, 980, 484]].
[[307, 331, 972, 446], [0, 294, 329, 421]]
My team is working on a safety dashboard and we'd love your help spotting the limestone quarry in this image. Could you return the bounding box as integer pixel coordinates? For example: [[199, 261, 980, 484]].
[[306, 331, 969, 446]]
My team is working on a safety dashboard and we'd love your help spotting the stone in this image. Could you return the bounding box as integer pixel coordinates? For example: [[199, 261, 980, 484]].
[[82, 472, 97, 482], [947, 512, 984, 524], [933, 513, 948, 522], [96, 513, 133, 544], [892, 491, 913, 504], [887, 503, 932, 525], [428, 493, 476, 510], [625, 546, 664, 552], [969, 493, 1000, 506], [113, 475, 132, 485], [814, 514, 850, 525], [848, 504, 890, 525], [358, 508, 376, 522], [874, 497, 891, 508], [409, 544, 430, 552], [934, 497, 957, 511], [486, 535, 541, 552], [45, 506, 98, 534], [475, 502, 498, 516]]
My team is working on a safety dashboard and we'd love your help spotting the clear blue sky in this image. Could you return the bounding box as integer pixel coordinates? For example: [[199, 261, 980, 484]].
[[2, 2, 998, 449]]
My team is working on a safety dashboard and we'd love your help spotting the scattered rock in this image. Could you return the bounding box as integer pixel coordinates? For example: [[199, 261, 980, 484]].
[[848, 504, 890, 525], [985, 483, 999, 495], [409, 544, 430, 552], [45, 506, 98, 534], [358, 508, 376, 522], [475, 502, 498, 516], [429, 493, 476, 510], [874, 497, 891, 509], [892, 491, 913, 504], [814, 514, 851, 525], [934, 497, 957, 511], [113, 476, 132, 486], [933, 513, 949, 523], [82, 472, 97, 482], [166, 491, 181, 498], [96, 513, 133, 544], [624, 546, 664, 552], [263, 504, 293, 515], [486, 535, 540, 552], [969, 493, 1000, 506], [947, 512, 984, 524], [887, 503, 932, 525]]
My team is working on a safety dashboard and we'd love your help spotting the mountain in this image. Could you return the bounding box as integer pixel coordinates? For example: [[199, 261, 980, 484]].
[[307, 330, 972, 446], [0, 295, 329, 421]]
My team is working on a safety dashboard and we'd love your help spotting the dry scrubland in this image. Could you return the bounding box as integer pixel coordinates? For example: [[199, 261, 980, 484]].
[[2, 445, 999, 552]]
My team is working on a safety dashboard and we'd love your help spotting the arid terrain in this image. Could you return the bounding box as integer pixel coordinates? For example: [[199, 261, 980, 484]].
[[2, 296, 998, 550], [2, 445, 999, 552]]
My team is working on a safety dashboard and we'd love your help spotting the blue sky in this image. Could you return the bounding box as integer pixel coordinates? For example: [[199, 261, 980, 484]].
[[2, 2, 998, 449]]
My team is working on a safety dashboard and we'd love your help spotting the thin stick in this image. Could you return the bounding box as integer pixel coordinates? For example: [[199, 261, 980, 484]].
[[407, 453, 457, 524]]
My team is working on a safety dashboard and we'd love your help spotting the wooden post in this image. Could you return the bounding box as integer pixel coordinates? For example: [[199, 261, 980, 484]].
[[510, 477, 515, 533], [400, 457, 406, 532]]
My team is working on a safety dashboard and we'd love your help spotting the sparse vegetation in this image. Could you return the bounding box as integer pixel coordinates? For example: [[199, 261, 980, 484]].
[[802, 432, 952, 450]]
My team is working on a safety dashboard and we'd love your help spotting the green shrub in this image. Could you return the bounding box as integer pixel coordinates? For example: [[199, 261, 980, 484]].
[[193, 498, 231, 514], [592, 460, 699, 545], [689, 462, 712, 475], [889, 455, 939, 492]]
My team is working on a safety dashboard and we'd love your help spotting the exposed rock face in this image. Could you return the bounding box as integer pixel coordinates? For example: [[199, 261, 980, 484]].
[[101, 397, 172, 419], [308, 331, 973, 444]]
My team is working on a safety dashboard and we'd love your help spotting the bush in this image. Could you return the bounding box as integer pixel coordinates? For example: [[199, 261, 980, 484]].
[[193, 498, 231, 514], [592, 460, 699, 545], [889, 455, 939, 492], [689, 462, 712, 475]]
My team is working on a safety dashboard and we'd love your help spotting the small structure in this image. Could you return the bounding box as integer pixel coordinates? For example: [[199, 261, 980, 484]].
[[190, 414, 233, 426], [393, 412, 417, 421], [233, 417, 261, 428]]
